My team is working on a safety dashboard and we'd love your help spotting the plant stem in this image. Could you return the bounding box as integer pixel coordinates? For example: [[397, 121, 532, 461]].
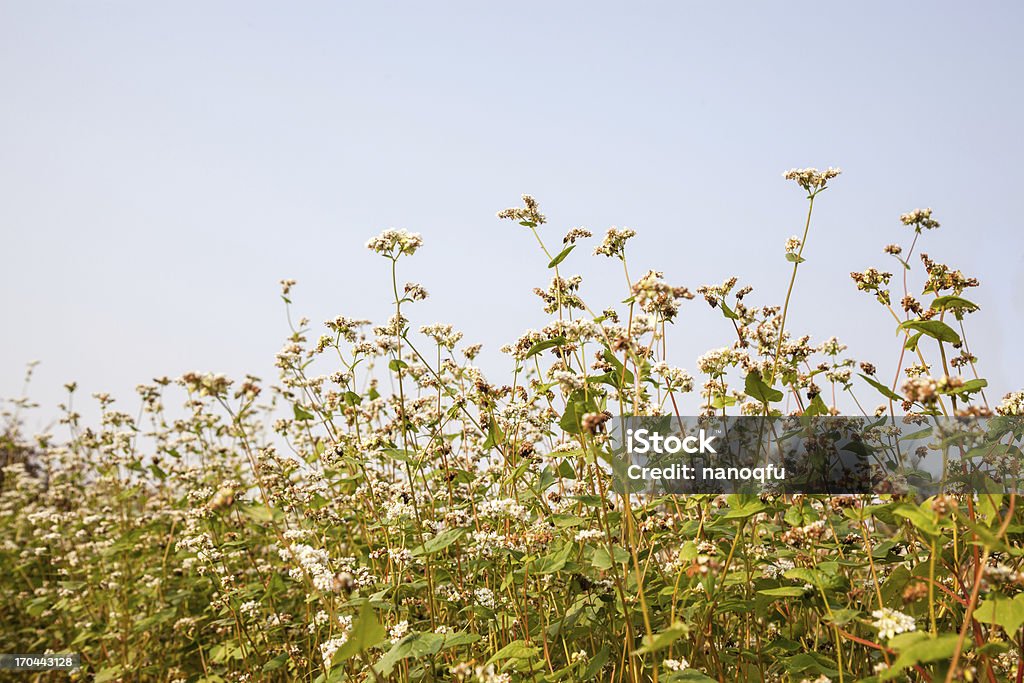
[[770, 193, 816, 386]]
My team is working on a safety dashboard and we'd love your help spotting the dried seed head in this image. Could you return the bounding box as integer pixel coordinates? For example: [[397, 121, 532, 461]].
[[581, 411, 612, 434]]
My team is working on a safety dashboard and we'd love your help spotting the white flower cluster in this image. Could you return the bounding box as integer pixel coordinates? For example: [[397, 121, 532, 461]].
[[697, 346, 750, 376], [320, 634, 347, 670], [763, 558, 795, 579], [593, 227, 636, 259], [651, 361, 695, 393], [997, 391, 1024, 416], [664, 657, 690, 671], [899, 208, 940, 231], [825, 367, 852, 385], [450, 662, 512, 683], [782, 167, 842, 192], [870, 607, 916, 641], [820, 337, 847, 356], [661, 550, 687, 575], [983, 561, 1022, 587], [335, 556, 376, 590], [496, 193, 545, 226], [279, 543, 335, 592], [239, 600, 260, 619], [314, 614, 353, 662], [420, 323, 463, 349], [552, 370, 585, 394], [473, 587, 497, 609], [175, 531, 221, 565], [545, 318, 599, 344], [307, 609, 331, 633], [366, 228, 424, 257], [477, 498, 529, 523], [574, 529, 604, 543], [466, 530, 509, 558], [389, 619, 410, 643], [362, 480, 417, 522]]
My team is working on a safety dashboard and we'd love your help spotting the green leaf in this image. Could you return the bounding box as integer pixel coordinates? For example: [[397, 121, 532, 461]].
[[859, 373, 902, 402], [330, 604, 387, 665], [241, 503, 277, 522], [785, 503, 813, 527], [782, 652, 838, 677], [719, 300, 740, 320], [635, 622, 689, 654], [821, 608, 860, 625], [591, 545, 630, 569], [977, 640, 1010, 657], [744, 371, 783, 404], [804, 394, 829, 417], [482, 417, 505, 449], [388, 358, 409, 372], [881, 634, 961, 680], [892, 503, 941, 537], [413, 528, 466, 557], [485, 639, 540, 667], [293, 404, 315, 421], [524, 336, 566, 360], [602, 349, 634, 386], [757, 587, 808, 597], [94, 666, 123, 683], [666, 672, 717, 683], [973, 594, 1024, 634], [976, 492, 1004, 525], [785, 253, 806, 264], [931, 295, 979, 314], [548, 244, 576, 268], [900, 319, 961, 344], [723, 496, 765, 519], [880, 565, 912, 605], [559, 389, 597, 435], [784, 567, 822, 586], [581, 646, 609, 679], [533, 542, 574, 575], [382, 447, 416, 462], [550, 514, 586, 528], [710, 392, 736, 409], [438, 632, 480, 649], [373, 632, 446, 676], [961, 378, 987, 392], [262, 653, 289, 672], [944, 378, 988, 397]]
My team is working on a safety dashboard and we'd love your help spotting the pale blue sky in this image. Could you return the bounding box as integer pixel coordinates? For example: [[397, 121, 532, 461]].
[[2, 2, 1022, 421]]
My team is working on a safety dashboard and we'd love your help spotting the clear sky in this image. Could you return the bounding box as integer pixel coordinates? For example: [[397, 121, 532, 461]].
[[2, 2, 1022, 423]]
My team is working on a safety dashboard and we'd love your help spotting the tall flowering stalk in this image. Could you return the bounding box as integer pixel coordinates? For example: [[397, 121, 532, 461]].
[[769, 167, 841, 391]]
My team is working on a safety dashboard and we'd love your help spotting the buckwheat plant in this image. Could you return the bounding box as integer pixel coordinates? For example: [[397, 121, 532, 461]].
[[2, 169, 1022, 683]]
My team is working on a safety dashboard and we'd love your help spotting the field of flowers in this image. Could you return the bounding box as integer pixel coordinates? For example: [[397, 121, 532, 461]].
[[2, 168, 1023, 682]]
